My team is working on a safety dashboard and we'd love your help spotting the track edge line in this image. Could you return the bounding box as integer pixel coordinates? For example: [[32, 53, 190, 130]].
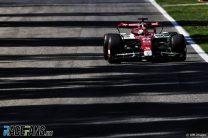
[[149, 0, 208, 63]]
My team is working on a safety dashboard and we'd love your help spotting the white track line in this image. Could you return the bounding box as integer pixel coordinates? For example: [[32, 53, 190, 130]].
[[150, 0, 208, 63]]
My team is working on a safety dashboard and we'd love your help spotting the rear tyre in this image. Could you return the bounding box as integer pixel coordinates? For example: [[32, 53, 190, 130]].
[[171, 34, 187, 61], [108, 34, 123, 64]]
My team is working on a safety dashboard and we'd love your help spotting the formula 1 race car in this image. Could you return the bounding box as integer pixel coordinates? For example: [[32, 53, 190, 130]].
[[103, 18, 187, 63]]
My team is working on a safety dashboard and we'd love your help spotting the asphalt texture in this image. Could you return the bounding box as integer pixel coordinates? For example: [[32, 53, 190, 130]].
[[0, 0, 208, 138]]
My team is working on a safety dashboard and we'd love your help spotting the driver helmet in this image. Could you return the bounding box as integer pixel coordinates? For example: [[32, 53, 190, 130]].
[[138, 29, 144, 35]]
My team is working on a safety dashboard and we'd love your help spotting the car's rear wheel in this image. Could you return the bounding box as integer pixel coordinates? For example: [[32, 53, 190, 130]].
[[107, 34, 123, 64], [171, 34, 187, 61]]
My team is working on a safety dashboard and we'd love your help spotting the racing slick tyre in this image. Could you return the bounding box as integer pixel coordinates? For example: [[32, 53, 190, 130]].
[[103, 33, 117, 60], [108, 34, 123, 64], [178, 47, 187, 61], [171, 34, 187, 61]]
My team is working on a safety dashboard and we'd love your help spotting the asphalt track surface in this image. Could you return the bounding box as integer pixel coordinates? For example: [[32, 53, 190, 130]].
[[0, 0, 208, 138]]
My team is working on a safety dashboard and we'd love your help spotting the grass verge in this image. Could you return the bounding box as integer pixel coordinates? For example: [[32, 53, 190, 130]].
[[156, 0, 208, 53]]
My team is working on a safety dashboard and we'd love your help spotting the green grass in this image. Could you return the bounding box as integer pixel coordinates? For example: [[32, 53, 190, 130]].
[[157, 0, 197, 5], [156, 0, 208, 53]]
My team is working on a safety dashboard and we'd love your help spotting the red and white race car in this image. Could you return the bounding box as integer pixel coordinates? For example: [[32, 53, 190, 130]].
[[103, 18, 187, 63]]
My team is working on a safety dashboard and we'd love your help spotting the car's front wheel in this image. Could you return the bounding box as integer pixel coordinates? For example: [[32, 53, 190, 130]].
[[107, 34, 123, 63], [171, 34, 187, 61], [103, 33, 122, 60]]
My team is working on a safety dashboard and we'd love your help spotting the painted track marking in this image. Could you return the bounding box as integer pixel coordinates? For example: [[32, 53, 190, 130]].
[[150, 0, 208, 63]]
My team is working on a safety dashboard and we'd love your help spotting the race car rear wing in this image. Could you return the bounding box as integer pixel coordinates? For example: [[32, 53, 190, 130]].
[[117, 22, 160, 28]]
